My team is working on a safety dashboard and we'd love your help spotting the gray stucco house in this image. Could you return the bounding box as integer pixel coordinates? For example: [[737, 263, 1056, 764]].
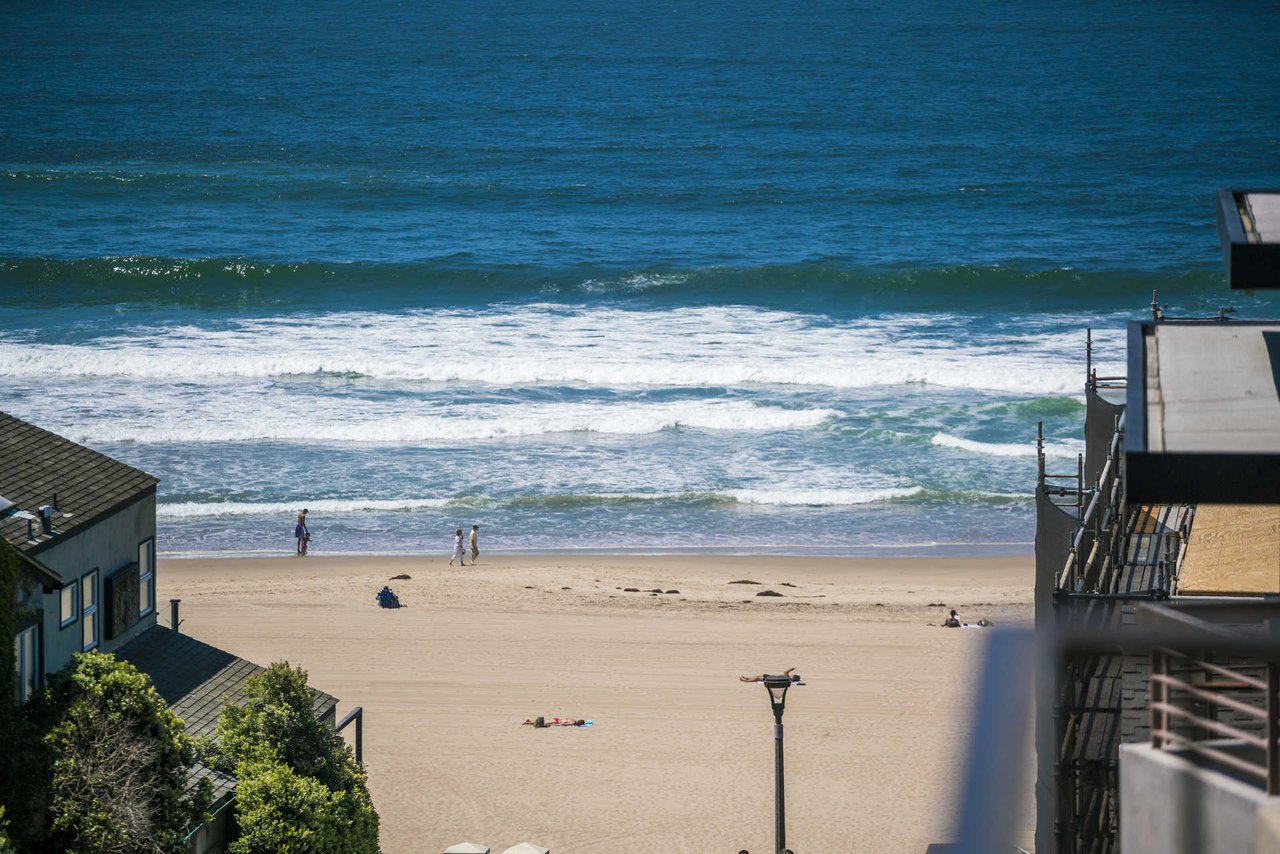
[[3, 410, 160, 701], [4, 410, 350, 854]]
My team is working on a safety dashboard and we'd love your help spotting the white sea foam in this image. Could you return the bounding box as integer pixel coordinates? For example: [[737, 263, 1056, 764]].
[[51, 400, 842, 444], [0, 305, 1125, 394], [158, 486, 925, 517], [726, 486, 924, 506], [157, 497, 453, 518], [931, 432, 1084, 459]]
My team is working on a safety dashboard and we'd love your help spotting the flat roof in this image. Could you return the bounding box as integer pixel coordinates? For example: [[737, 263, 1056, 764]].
[[1217, 189, 1280, 290], [1176, 504, 1280, 596], [1144, 323, 1280, 453], [1126, 320, 1280, 503], [1245, 192, 1280, 243]]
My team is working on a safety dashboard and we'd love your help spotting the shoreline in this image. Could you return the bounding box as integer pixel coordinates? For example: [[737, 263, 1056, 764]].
[[157, 542, 1035, 561], [158, 553, 1034, 852]]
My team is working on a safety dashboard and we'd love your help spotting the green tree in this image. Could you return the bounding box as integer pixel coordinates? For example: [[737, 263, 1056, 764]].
[[0, 538, 16, 713], [207, 662, 378, 854], [229, 760, 378, 854], [21, 652, 211, 854], [209, 662, 356, 791], [0, 538, 45, 850], [0, 806, 15, 854]]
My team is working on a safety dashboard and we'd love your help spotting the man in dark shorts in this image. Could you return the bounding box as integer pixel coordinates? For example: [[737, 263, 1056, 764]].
[[295, 509, 309, 556]]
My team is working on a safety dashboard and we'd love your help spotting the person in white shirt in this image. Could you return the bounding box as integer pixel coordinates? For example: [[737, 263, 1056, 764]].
[[450, 528, 467, 566]]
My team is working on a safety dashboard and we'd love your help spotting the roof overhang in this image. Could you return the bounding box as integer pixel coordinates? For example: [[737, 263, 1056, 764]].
[[1217, 189, 1280, 290], [18, 550, 64, 587], [1126, 320, 1280, 503]]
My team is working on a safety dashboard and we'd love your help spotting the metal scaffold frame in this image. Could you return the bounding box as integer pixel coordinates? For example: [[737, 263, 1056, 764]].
[[1035, 330, 1196, 854]]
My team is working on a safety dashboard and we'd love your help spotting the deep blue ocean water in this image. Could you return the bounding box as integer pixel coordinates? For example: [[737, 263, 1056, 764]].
[[3, 1, 1279, 555]]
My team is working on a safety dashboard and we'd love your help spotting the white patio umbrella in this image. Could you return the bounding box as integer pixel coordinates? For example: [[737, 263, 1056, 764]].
[[501, 844, 550, 854], [442, 844, 490, 854]]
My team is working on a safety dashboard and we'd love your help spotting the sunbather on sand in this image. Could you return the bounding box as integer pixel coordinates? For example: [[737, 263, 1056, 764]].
[[522, 716, 589, 727], [740, 667, 802, 684]]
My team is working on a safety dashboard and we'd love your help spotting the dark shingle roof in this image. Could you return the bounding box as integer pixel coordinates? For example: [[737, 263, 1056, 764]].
[[0, 411, 158, 565], [186, 761, 237, 806], [116, 625, 339, 740]]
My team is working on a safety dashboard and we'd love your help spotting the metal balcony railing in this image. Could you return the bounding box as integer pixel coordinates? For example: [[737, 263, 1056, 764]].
[[1150, 648, 1280, 795]]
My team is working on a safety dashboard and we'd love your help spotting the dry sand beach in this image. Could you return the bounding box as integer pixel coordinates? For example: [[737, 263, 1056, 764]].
[[159, 554, 1034, 853]]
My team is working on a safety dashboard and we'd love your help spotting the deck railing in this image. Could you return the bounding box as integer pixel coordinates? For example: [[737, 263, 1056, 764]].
[[337, 705, 364, 763], [1150, 648, 1280, 795]]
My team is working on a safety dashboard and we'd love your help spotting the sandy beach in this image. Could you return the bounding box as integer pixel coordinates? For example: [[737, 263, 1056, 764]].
[[158, 553, 1034, 853]]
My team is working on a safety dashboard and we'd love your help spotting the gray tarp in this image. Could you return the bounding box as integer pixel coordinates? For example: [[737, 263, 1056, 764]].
[[1084, 386, 1124, 488], [1033, 484, 1080, 854]]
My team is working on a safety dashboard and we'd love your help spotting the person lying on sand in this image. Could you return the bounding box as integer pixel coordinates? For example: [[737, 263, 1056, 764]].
[[941, 610, 993, 628], [522, 716, 589, 727], [740, 667, 804, 685]]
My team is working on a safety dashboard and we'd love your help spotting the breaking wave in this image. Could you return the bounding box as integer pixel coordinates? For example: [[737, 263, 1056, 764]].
[[53, 401, 842, 444], [931, 432, 1084, 459]]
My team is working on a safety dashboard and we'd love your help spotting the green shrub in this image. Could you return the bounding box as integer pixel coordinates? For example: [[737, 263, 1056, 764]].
[[207, 662, 378, 854], [228, 760, 378, 854], [209, 662, 356, 791], [0, 806, 15, 854], [0, 539, 21, 840], [20, 652, 211, 854], [0, 538, 16, 714]]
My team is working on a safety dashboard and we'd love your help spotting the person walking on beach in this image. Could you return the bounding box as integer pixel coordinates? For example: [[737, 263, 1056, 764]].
[[469, 525, 480, 564], [295, 509, 309, 557], [450, 528, 467, 566]]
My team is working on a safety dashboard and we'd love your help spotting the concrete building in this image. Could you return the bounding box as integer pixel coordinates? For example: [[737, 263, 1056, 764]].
[[1029, 193, 1280, 854]]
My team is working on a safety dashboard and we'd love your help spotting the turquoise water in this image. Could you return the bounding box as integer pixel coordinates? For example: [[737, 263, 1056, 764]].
[[2, 1, 1279, 555]]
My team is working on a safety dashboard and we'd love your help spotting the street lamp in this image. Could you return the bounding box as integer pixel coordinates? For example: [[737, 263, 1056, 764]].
[[761, 674, 792, 854]]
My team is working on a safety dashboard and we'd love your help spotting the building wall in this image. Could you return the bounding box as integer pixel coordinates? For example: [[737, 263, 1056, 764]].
[[34, 492, 158, 678], [185, 803, 231, 854], [1120, 743, 1276, 854], [1119, 605, 1153, 745]]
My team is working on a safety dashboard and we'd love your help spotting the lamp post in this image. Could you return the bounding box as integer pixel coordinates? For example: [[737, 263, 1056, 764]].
[[761, 674, 792, 854]]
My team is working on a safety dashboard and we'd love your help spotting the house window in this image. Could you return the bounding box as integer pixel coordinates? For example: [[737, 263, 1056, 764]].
[[139, 538, 155, 617], [59, 583, 78, 628], [81, 570, 99, 651], [15, 624, 38, 703]]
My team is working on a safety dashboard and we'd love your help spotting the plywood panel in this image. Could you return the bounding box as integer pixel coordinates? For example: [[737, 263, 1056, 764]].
[[1177, 504, 1280, 595]]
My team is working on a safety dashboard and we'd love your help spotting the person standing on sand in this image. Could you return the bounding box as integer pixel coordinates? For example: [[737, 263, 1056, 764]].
[[469, 525, 480, 564], [450, 528, 467, 566], [295, 509, 309, 557]]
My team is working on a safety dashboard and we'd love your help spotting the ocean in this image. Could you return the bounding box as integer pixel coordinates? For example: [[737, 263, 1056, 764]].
[[3, 1, 1279, 556]]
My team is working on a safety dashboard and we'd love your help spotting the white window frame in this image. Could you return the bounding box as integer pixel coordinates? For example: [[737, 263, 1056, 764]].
[[15, 623, 39, 704], [59, 582, 78, 629], [81, 569, 99, 652], [138, 537, 156, 617]]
